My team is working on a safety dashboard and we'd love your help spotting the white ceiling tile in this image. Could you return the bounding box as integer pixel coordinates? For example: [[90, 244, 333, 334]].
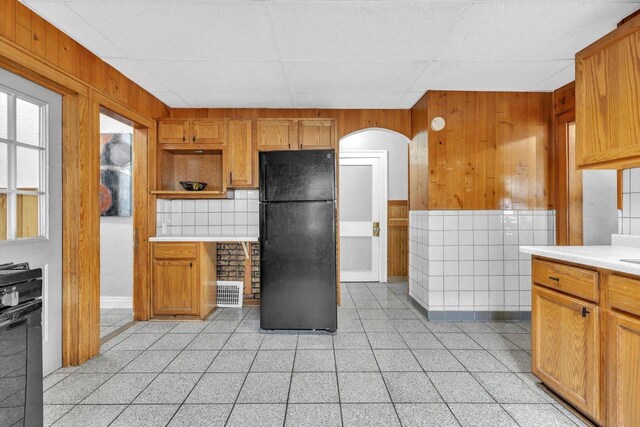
[[23, 1, 125, 57], [103, 58, 169, 92], [399, 91, 425, 109], [20, 0, 640, 108], [151, 92, 190, 108], [528, 62, 575, 91], [284, 61, 427, 94], [141, 61, 288, 93], [292, 92, 406, 109], [65, 2, 279, 61], [270, 2, 469, 61], [439, 3, 639, 61], [178, 92, 293, 108], [411, 60, 573, 92]]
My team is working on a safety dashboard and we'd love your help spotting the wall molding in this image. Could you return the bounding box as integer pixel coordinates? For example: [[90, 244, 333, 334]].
[[100, 296, 133, 309]]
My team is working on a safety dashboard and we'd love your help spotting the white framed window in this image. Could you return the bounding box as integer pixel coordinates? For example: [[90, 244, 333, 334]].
[[0, 84, 48, 241]]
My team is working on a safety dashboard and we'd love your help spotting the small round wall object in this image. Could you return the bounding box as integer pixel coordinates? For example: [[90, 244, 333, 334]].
[[431, 116, 446, 131]]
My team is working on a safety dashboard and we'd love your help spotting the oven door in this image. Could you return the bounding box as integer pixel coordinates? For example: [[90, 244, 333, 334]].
[[0, 300, 43, 427]]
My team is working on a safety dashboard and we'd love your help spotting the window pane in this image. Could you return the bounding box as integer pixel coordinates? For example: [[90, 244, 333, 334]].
[[16, 98, 41, 146], [0, 92, 7, 139], [0, 143, 7, 190], [0, 193, 6, 240], [17, 146, 40, 191], [17, 194, 39, 238]]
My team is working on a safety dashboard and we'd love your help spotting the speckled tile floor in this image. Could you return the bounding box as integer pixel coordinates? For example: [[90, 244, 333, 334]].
[[100, 308, 133, 339], [44, 283, 587, 426]]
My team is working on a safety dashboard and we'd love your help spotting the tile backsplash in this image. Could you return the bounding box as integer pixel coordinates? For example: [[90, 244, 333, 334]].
[[155, 190, 259, 236], [409, 209, 556, 319], [621, 168, 640, 235]]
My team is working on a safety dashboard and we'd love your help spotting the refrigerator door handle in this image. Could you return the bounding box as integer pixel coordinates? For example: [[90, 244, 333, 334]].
[[261, 207, 267, 248]]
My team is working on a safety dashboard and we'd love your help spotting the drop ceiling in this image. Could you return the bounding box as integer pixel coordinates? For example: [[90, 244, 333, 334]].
[[21, 0, 640, 109]]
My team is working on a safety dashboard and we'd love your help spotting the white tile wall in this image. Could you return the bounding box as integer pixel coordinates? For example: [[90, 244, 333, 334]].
[[621, 168, 640, 235], [155, 190, 259, 236], [409, 209, 556, 315]]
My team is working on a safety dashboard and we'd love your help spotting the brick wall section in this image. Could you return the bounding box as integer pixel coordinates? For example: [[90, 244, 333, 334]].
[[216, 242, 261, 299]]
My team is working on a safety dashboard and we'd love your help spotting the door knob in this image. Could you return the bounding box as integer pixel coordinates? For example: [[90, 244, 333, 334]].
[[373, 222, 380, 237]]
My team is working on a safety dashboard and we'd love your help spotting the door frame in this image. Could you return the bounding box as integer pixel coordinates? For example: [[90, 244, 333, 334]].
[[339, 150, 388, 283], [0, 39, 159, 365]]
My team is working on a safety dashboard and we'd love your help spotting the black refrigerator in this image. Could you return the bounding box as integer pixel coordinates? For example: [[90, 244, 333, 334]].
[[259, 149, 337, 331]]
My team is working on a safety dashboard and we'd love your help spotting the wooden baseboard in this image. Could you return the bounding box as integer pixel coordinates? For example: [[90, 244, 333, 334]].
[[243, 298, 260, 306]]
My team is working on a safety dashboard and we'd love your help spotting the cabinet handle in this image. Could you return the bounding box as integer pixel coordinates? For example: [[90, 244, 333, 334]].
[[229, 171, 233, 183], [182, 136, 186, 142], [581, 307, 590, 317], [190, 262, 193, 268], [192, 136, 196, 143], [548, 276, 560, 282]]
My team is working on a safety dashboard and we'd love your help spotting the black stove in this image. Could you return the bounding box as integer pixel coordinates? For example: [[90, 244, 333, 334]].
[[0, 262, 43, 426]]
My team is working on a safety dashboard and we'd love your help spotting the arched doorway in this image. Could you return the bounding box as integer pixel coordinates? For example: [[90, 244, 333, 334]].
[[338, 128, 410, 283]]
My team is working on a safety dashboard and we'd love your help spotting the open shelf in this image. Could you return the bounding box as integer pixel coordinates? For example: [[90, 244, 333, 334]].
[[156, 148, 226, 198]]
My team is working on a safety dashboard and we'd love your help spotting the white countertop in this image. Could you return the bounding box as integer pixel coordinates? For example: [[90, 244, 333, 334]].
[[520, 245, 640, 276], [149, 235, 258, 243]]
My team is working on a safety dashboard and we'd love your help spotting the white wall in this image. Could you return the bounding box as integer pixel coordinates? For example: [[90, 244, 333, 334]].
[[582, 170, 618, 245], [339, 128, 409, 200], [100, 216, 133, 303]]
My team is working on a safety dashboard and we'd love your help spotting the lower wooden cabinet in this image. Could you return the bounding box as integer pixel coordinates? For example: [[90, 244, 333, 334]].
[[532, 284, 601, 422], [151, 242, 217, 319], [607, 311, 640, 427]]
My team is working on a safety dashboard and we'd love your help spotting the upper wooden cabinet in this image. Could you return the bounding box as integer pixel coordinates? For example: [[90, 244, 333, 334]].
[[227, 119, 254, 188], [576, 17, 640, 168], [256, 119, 298, 151], [158, 120, 190, 144], [192, 119, 226, 145], [158, 119, 225, 146], [298, 119, 336, 150]]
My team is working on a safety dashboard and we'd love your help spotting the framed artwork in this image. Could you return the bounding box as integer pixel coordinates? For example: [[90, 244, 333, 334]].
[[100, 132, 132, 217]]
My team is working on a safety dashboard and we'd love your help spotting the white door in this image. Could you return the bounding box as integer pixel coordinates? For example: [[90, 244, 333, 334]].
[[0, 69, 63, 376], [339, 152, 387, 282]]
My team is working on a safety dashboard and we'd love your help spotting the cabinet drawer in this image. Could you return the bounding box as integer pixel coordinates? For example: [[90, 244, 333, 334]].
[[608, 274, 640, 317], [154, 243, 197, 260], [532, 258, 598, 302]]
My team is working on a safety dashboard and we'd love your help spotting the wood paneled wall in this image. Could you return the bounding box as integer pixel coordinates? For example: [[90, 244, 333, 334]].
[[409, 93, 429, 210], [169, 109, 412, 140], [410, 91, 553, 210], [387, 200, 408, 277], [0, 0, 169, 119], [0, 0, 168, 366]]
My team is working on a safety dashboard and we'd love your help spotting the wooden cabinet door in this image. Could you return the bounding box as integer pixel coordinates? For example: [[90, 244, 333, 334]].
[[576, 21, 640, 168], [192, 119, 226, 145], [227, 119, 253, 187], [298, 119, 335, 150], [256, 119, 297, 151], [532, 285, 601, 422], [158, 120, 189, 144], [607, 311, 640, 427], [152, 260, 198, 316]]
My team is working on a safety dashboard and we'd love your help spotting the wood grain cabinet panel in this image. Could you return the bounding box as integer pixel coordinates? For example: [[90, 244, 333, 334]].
[[151, 242, 217, 319], [192, 119, 226, 145], [227, 119, 254, 187], [532, 258, 599, 302], [608, 274, 640, 318], [298, 119, 335, 150], [576, 17, 640, 168], [158, 120, 189, 144], [532, 285, 601, 422], [152, 260, 198, 316], [256, 119, 297, 151], [607, 311, 640, 427]]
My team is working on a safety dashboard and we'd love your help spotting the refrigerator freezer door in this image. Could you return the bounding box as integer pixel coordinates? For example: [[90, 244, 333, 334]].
[[260, 201, 337, 330], [260, 150, 335, 202]]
